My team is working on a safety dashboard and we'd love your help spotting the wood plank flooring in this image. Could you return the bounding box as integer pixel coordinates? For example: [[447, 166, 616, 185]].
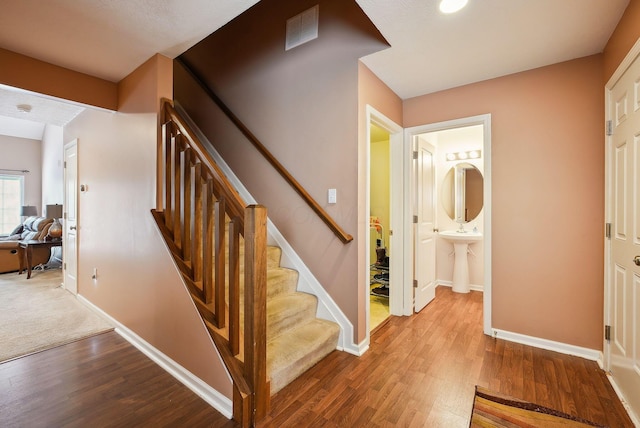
[[0, 287, 633, 427], [0, 331, 235, 428], [262, 287, 634, 427]]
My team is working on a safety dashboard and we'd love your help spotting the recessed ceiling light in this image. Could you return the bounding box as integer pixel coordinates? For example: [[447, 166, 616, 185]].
[[439, 0, 468, 14], [16, 104, 32, 113]]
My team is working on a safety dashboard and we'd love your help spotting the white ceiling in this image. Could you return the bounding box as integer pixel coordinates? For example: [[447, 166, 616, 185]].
[[0, 0, 630, 138]]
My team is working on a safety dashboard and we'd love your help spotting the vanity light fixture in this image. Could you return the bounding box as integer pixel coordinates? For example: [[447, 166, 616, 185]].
[[446, 150, 481, 161], [439, 0, 468, 14]]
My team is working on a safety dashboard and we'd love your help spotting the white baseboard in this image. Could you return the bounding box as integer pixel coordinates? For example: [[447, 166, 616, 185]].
[[437, 281, 483, 292], [491, 328, 602, 362], [606, 372, 640, 427], [175, 102, 358, 355], [77, 294, 233, 419], [340, 337, 369, 356]]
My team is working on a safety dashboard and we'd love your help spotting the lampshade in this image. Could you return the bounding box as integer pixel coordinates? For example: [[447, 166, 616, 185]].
[[46, 204, 63, 219], [20, 205, 37, 216]]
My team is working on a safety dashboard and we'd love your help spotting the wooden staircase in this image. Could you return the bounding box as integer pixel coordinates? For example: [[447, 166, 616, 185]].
[[153, 99, 339, 427]]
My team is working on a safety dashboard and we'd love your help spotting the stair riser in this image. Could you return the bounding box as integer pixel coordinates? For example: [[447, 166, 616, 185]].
[[224, 246, 281, 270], [267, 297, 317, 339]]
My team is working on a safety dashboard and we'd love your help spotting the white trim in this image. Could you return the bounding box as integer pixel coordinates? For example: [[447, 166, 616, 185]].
[[492, 328, 602, 362], [437, 281, 483, 292], [606, 37, 640, 89], [77, 294, 233, 419], [345, 339, 370, 357], [173, 102, 358, 353], [364, 105, 405, 347], [604, 36, 640, 369], [603, 36, 640, 423], [404, 114, 492, 333], [607, 373, 640, 427]]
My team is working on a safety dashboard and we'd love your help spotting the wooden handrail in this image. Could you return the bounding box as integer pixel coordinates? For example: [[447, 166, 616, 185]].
[[154, 99, 269, 427], [176, 58, 353, 244]]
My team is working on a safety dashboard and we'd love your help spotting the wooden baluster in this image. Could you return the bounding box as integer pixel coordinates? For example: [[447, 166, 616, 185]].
[[173, 135, 185, 252], [183, 149, 193, 264], [202, 177, 214, 304], [193, 162, 203, 289], [171, 134, 185, 250], [228, 216, 241, 356], [164, 122, 174, 230], [243, 205, 269, 422], [214, 197, 226, 329]]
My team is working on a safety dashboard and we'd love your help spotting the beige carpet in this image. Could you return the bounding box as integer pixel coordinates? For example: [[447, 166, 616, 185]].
[[0, 268, 113, 362]]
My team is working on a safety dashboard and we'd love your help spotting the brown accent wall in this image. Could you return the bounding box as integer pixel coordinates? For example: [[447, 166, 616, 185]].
[[0, 48, 117, 111], [603, 0, 640, 83], [404, 55, 604, 350], [175, 0, 389, 344], [64, 54, 232, 397]]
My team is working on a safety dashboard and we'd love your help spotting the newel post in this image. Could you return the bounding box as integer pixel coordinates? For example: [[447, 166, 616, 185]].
[[243, 205, 269, 423]]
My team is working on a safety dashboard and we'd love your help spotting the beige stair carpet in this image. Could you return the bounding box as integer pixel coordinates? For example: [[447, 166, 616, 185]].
[[0, 269, 113, 362]]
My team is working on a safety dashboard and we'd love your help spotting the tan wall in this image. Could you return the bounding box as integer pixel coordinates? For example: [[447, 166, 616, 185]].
[[176, 0, 389, 344], [404, 55, 604, 349], [604, 0, 640, 83], [64, 54, 232, 397], [0, 135, 42, 216], [0, 48, 117, 111]]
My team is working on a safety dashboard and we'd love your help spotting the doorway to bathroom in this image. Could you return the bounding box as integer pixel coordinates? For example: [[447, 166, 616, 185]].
[[404, 115, 492, 334]]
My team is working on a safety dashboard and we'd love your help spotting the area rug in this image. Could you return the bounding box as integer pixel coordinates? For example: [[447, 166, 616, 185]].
[[0, 269, 113, 363], [470, 386, 604, 427]]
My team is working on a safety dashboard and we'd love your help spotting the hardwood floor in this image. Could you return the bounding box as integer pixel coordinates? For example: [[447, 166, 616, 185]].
[[0, 331, 236, 428], [262, 287, 634, 427], [0, 287, 633, 427]]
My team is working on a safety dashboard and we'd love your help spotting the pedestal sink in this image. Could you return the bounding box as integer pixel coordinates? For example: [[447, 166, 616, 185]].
[[439, 230, 482, 293]]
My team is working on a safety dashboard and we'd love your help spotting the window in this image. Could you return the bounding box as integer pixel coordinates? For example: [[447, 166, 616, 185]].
[[0, 175, 24, 234]]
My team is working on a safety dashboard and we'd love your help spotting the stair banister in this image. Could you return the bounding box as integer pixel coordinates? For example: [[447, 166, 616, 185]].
[[176, 58, 353, 244], [155, 99, 269, 427]]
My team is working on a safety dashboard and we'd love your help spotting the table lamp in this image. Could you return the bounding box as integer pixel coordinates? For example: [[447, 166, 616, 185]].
[[46, 204, 63, 240]]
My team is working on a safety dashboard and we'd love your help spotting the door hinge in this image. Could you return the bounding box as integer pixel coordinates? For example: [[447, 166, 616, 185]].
[[605, 222, 612, 239], [413, 215, 418, 224], [413, 151, 418, 160], [413, 279, 418, 288], [63, 262, 66, 270], [605, 325, 611, 341], [606, 120, 613, 136], [63, 161, 67, 168]]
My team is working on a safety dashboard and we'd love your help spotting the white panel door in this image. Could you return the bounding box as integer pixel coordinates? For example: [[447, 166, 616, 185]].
[[414, 138, 436, 312], [63, 140, 78, 295], [608, 47, 640, 419]]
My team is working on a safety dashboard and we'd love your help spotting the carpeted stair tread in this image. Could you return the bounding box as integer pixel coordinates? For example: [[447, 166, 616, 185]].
[[266, 267, 298, 298], [267, 318, 340, 394], [267, 292, 317, 339], [227, 244, 281, 269]]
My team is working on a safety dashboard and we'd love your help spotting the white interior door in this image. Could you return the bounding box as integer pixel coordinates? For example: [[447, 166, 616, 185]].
[[607, 44, 640, 421], [63, 140, 78, 295], [414, 137, 436, 312]]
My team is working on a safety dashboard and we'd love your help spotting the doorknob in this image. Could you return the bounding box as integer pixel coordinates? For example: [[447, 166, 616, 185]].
[[634, 255, 640, 266]]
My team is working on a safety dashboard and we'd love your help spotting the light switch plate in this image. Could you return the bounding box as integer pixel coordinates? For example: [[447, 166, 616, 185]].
[[328, 188, 337, 204]]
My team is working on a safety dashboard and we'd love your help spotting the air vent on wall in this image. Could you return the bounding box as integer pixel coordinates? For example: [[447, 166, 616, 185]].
[[285, 5, 319, 51]]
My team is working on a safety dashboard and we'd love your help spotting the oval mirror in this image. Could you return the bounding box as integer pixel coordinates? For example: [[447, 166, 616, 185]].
[[441, 162, 483, 223]]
